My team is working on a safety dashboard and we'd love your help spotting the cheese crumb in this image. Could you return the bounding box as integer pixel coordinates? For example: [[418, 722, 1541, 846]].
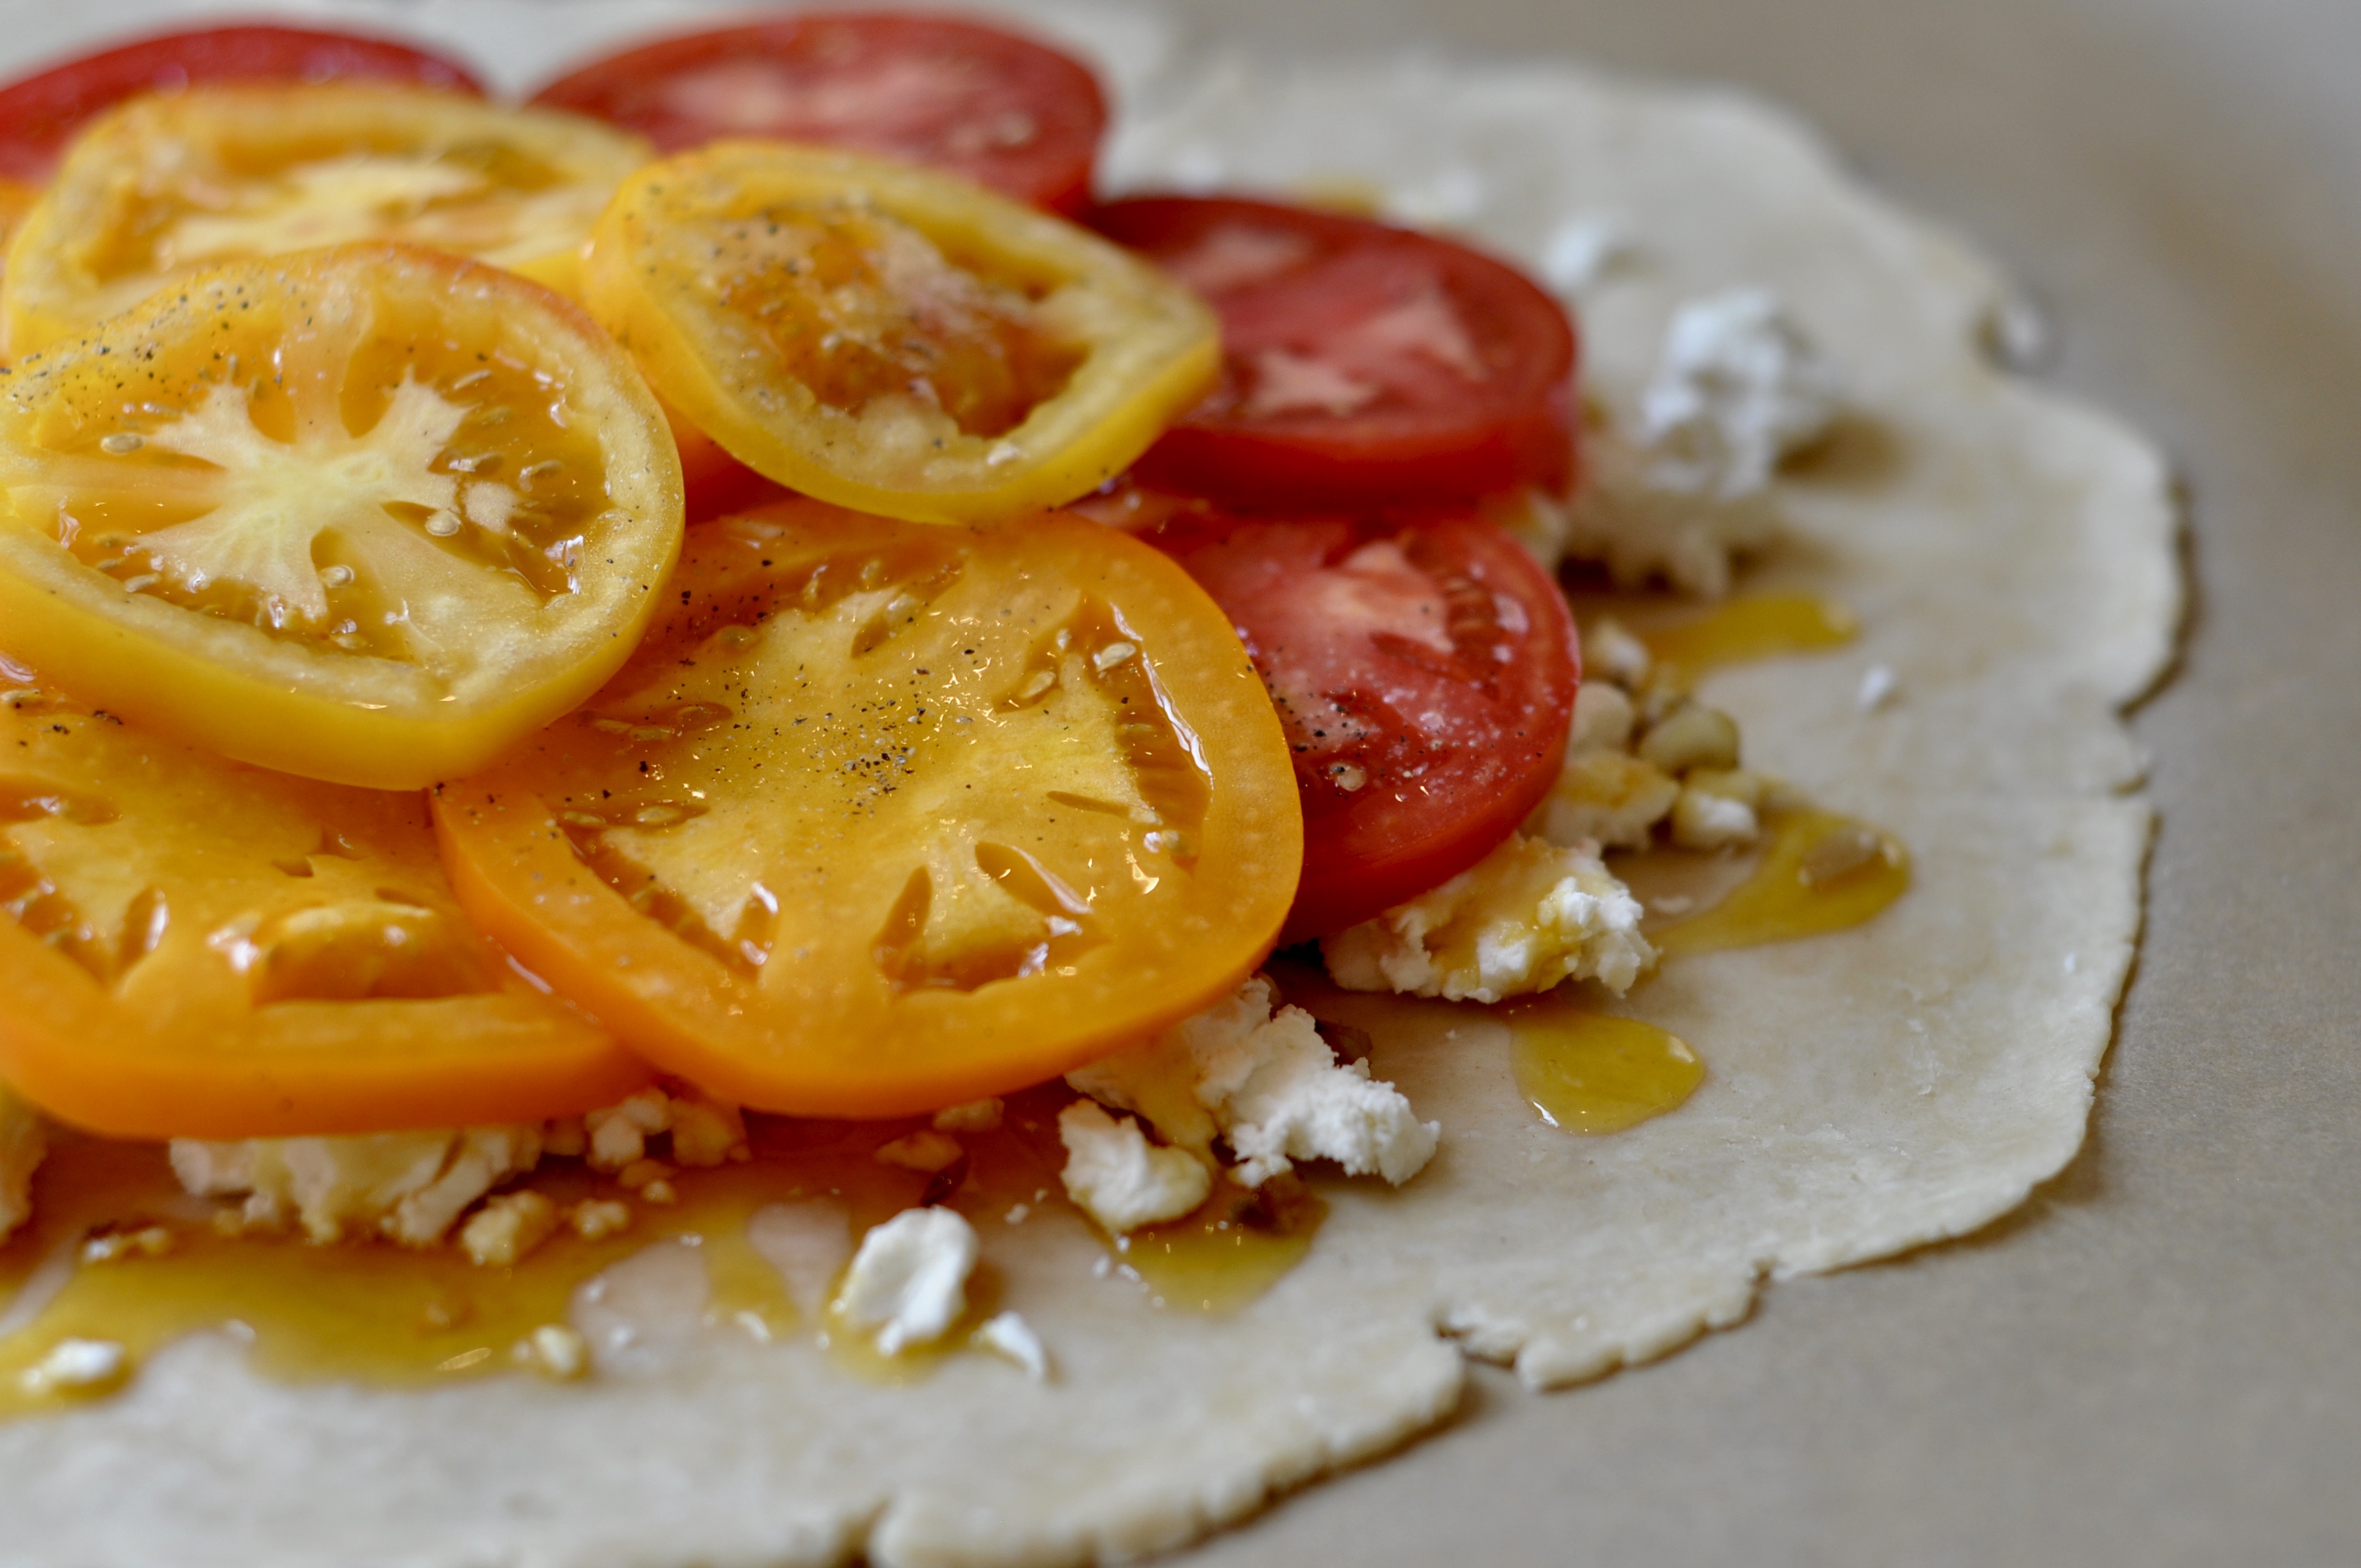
[[1324, 832, 1655, 1003], [972, 1310, 1052, 1382], [585, 1090, 671, 1171], [1564, 288, 1840, 598], [460, 1191, 559, 1268], [876, 1130, 965, 1175], [515, 1323, 590, 1381], [81, 1226, 175, 1265], [833, 1208, 979, 1357], [1068, 976, 1438, 1189], [171, 1126, 543, 1246], [1531, 749, 1679, 849], [0, 1083, 45, 1245], [1056, 1102, 1211, 1234], [569, 1199, 632, 1241], [1642, 288, 1841, 493], [932, 1097, 1005, 1133], [21, 1338, 128, 1397], [667, 1092, 750, 1168]]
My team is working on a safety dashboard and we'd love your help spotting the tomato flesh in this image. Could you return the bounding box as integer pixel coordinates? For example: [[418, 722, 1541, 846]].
[[4, 84, 649, 355], [1092, 195, 1578, 509], [434, 500, 1302, 1117], [0, 244, 683, 791], [1151, 508, 1579, 940], [531, 11, 1106, 215], [0, 22, 484, 184], [584, 142, 1216, 526], [0, 661, 650, 1139]]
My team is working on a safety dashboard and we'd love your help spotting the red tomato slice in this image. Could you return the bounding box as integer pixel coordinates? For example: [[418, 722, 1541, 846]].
[[0, 23, 484, 183], [1092, 196, 1578, 509], [1150, 508, 1579, 941], [530, 12, 1107, 216]]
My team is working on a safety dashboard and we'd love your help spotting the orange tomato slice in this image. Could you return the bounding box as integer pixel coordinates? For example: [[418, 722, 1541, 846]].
[[4, 83, 648, 354], [0, 661, 651, 1139], [581, 141, 1217, 525], [0, 244, 683, 790], [433, 499, 1302, 1117]]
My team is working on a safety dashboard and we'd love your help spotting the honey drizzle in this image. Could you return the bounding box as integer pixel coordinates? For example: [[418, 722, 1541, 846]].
[[1504, 1001, 1703, 1135], [0, 1089, 1323, 1418], [1648, 810, 1910, 958], [1629, 592, 1857, 683]]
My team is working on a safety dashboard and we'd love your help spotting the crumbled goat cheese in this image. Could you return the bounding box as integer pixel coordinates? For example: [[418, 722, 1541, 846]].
[[1564, 288, 1840, 597], [1857, 663, 1900, 711], [515, 1323, 590, 1381], [972, 1311, 1053, 1382], [833, 1207, 980, 1357], [1068, 976, 1439, 1188], [1532, 750, 1680, 849], [1642, 288, 1842, 493], [20, 1337, 128, 1396], [1636, 701, 1743, 775], [460, 1190, 559, 1268], [569, 1199, 632, 1241], [1671, 785, 1759, 849], [1581, 617, 1654, 690], [1056, 1101, 1212, 1234], [876, 1130, 965, 1175], [585, 1090, 671, 1171], [1671, 767, 1781, 852], [0, 1082, 43, 1245], [1567, 680, 1638, 754], [1563, 419, 1780, 598], [172, 1126, 543, 1246], [1540, 213, 1639, 295], [583, 1086, 748, 1172], [932, 1097, 1005, 1133], [1325, 832, 1655, 1003]]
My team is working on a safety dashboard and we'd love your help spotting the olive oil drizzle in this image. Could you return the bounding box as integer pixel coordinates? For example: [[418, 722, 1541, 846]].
[[0, 1089, 1322, 1418]]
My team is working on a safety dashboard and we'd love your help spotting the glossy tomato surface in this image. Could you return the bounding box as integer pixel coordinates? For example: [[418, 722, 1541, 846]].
[[0, 22, 482, 183], [1153, 507, 1580, 940], [1093, 195, 1578, 509], [532, 11, 1106, 214], [435, 499, 1302, 1118], [0, 659, 650, 1139], [0, 244, 682, 790], [584, 142, 1216, 526]]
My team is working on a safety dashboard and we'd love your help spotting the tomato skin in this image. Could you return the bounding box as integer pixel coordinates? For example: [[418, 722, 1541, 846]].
[[1152, 508, 1579, 940], [434, 500, 1303, 1117], [531, 11, 1106, 215], [583, 142, 1217, 527], [0, 676, 652, 1140], [1091, 195, 1579, 509], [0, 23, 484, 183], [0, 244, 683, 791]]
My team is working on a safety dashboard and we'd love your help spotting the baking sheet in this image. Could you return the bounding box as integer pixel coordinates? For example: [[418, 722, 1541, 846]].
[[3, 0, 2355, 1561]]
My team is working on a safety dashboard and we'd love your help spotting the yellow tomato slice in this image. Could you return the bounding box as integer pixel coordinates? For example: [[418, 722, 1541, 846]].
[[581, 142, 1219, 526], [434, 499, 1302, 1116], [0, 244, 683, 790], [0, 662, 652, 1139], [3, 83, 648, 355]]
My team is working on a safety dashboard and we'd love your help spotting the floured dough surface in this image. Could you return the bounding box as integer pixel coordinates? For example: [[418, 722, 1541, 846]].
[[0, 13, 2177, 1568]]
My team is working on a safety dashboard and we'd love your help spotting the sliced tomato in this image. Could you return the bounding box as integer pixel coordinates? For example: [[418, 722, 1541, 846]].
[[4, 83, 648, 354], [1090, 195, 1578, 509], [433, 499, 1302, 1117], [584, 142, 1216, 525], [0, 244, 683, 791], [530, 11, 1106, 215], [0, 22, 484, 185], [0, 663, 651, 1139], [1150, 507, 1579, 940]]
